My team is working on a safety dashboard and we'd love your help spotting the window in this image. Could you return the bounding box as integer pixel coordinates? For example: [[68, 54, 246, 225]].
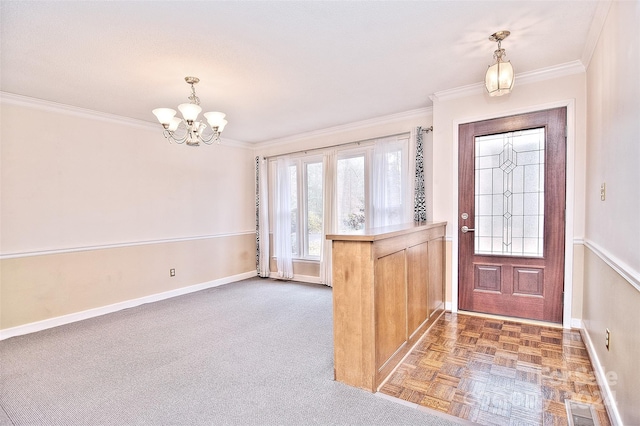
[[270, 133, 410, 261], [284, 157, 323, 260], [337, 154, 366, 232], [337, 135, 409, 231], [305, 162, 323, 257]]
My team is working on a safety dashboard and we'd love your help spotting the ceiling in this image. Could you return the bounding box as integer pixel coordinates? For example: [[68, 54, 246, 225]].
[[0, 1, 603, 144]]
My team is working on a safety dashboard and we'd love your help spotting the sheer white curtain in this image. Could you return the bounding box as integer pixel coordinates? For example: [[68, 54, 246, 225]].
[[274, 157, 294, 279], [256, 157, 270, 277], [371, 138, 410, 227], [320, 150, 337, 287]]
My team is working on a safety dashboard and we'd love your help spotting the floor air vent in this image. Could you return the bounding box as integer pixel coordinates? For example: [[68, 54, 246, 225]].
[[565, 400, 600, 426]]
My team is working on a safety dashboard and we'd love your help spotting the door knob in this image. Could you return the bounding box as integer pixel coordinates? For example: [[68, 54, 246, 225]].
[[461, 225, 475, 233]]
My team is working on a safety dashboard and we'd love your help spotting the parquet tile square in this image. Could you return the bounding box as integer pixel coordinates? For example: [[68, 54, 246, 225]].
[[379, 313, 611, 426], [420, 395, 451, 411]]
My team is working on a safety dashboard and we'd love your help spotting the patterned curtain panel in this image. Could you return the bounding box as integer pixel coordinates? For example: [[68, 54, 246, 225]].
[[255, 156, 270, 277], [414, 126, 427, 222]]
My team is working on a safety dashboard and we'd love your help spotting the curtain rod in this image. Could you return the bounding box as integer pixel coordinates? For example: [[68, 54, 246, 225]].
[[262, 126, 432, 160]]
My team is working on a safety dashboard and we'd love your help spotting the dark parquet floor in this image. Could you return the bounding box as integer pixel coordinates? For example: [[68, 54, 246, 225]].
[[379, 313, 610, 425]]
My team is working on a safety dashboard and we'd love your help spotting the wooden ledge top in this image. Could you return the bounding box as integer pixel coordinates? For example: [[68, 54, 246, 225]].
[[326, 221, 447, 242]]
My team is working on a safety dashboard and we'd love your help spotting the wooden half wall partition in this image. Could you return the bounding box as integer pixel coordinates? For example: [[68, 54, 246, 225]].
[[327, 222, 446, 392]]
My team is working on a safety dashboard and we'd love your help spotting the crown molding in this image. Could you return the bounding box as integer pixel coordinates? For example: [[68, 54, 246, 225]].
[[430, 60, 586, 103], [1, 91, 157, 131], [0, 91, 252, 149], [581, 0, 612, 68], [256, 106, 433, 150]]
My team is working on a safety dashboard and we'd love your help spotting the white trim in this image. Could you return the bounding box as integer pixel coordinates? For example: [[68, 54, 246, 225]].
[[584, 239, 640, 293], [0, 91, 252, 149], [563, 100, 577, 329], [451, 100, 577, 328], [431, 61, 585, 103], [0, 91, 157, 131], [256, 107, 433, 149], [0, 271, 257, 341], [581, 0, 612, 67], [580, 327, 623, 426], [292, 274, 323, 285], [0, 231, 255, 260], [571, 318, 583, 329]]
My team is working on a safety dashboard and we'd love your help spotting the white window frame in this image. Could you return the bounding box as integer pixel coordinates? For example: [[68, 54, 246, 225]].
[[336, 134, 410, 230], [290, 154, 324, 260]]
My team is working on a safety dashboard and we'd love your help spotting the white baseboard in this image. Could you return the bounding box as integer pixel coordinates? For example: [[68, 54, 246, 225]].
[[571, 318, 583, 329], [292, 274, 323, 285], [0, 271, 257, 341], [580, 327, 622, 426]]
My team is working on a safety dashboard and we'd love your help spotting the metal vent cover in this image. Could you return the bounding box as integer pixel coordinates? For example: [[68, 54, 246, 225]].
[[565, 400, 600, 426]]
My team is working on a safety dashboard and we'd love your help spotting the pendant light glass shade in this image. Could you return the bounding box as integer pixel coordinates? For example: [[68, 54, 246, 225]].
[[152, 108, 177, 126], [204, 111, 226, 128], [178, 103, 202, 122], [485, 59, 514, 96]]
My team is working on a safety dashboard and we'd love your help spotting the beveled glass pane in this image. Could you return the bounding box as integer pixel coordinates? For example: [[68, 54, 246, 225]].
[[477, 194, 492, 216], [524, 193, 539, 215], [477, 216, 492, 237], [524, 165, 541, 192], [474, 128, 545, 257], [477, 169, 493, 194]]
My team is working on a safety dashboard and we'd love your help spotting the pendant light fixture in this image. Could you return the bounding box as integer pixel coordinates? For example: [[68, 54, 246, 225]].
[[152, 77, 227, 146], [485, 31, 515, 97]]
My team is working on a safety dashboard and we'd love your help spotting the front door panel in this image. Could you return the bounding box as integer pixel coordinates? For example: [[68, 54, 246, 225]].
[[458, 108, 566, 323]]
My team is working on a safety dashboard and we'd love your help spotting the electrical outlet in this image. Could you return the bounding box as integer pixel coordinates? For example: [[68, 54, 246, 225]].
[[170, 268, 176, 277], [605, 328, 610, 351], [600, 182, 606, 201]]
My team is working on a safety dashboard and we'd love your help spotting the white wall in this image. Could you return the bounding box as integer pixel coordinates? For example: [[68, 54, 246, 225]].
[[583, 1, 640, 424], [584, 0, 640, 277], [0, 96, 256, 332], [1, 98, 254, 254]]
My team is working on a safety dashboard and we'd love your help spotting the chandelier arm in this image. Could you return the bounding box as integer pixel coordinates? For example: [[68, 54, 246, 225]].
[[162, 128, 189, 144], [199, 130, 219, 144]]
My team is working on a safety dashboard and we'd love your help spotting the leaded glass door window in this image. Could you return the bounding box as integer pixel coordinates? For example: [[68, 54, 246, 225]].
[[474, 128, 545, 257]]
